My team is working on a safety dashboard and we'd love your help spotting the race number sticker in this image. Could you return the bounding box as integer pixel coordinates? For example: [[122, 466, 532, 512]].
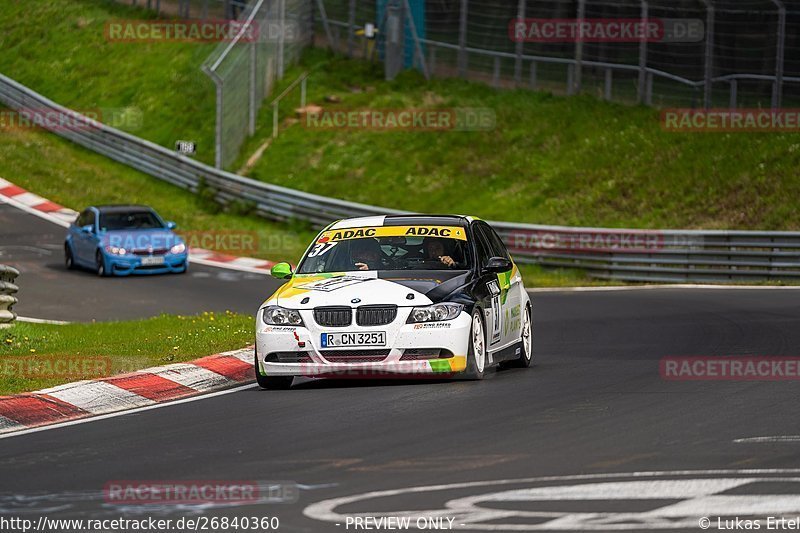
[[307, 241, 338, 258], [295, 275, 370, 292], [487, 279, 502, 344]]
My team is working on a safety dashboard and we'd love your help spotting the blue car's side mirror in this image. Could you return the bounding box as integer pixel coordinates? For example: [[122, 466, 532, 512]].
[[166, 221, 177, 230], [81, 225, 93, 234]]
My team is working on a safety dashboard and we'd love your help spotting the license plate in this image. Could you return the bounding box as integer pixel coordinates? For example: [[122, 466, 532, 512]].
[[141, 256, 165, 266], [321, 331, 386, 348]]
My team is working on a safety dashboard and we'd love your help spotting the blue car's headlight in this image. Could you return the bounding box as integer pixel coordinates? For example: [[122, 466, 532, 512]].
[[262, 306, 304, 326], [170, 243, 186, 254], [105, 245, 128, 256], [407, 303, 463, 323]]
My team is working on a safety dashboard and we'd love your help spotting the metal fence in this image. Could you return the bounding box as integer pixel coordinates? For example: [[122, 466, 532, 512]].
[[317, 0, 800, 109], [2, 73, 800, 283], [0, 266, 19, 327], [202, 0, 314, 168], [109, 0, 249, 19]]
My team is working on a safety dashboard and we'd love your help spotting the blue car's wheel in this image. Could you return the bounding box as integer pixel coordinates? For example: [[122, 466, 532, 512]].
[[95, 250, 107, 277], [65, 244, 75, 270]]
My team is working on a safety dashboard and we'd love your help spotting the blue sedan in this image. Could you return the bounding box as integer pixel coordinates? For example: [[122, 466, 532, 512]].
[[65, 205, 188, 276]]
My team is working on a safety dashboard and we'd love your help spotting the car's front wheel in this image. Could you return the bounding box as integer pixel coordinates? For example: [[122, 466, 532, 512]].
[[65, 244, 75, 270], [95, 251, 107, 277], [463, 309, 487, 380], [254, 350, 293, 390]]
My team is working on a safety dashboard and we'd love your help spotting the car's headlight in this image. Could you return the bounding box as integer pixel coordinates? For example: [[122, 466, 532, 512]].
[[262, 306, 304, 326], [105, 245, 127, 255], [407, 303, 464, 323], [170, 242, 186, 254]]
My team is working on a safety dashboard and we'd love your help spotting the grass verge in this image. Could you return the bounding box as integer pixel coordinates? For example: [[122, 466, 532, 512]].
[[0, 312, 253, 395], [242, 49, 800, 231], [0, 0, 217, 165]]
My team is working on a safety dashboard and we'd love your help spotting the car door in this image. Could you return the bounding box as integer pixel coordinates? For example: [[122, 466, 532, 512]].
[[481, 222, 523, 349], [74, 209, 98, 263], [472, 223, 504, 350]]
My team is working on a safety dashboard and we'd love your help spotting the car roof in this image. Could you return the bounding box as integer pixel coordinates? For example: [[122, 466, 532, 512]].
[[329, 214, 472, 230], [91, 205, 155, 214]]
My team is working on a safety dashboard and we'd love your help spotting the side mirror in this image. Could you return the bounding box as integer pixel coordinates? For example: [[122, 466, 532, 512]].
[[270, 262, 293, 280], [81, 225, 94, 234], [166, 221, 177, 230], [484, 256, 512, 273]]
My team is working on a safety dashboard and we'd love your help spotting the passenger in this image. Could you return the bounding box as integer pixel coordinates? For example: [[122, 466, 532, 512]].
[[352, 238, 383, 270]]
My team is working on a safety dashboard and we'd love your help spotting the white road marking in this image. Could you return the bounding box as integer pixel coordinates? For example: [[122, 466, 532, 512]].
[[527, 284, 800, 292], [16, 316, 71, 325], [734, 436, 800, 443], [304, 470, 800, 531]]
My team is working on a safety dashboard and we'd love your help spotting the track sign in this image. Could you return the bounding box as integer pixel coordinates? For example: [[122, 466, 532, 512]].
[[175, 140, 197, 155]]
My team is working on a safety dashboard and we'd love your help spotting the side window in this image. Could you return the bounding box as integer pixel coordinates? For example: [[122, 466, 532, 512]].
[[76, 210, 89, 227], [85, 210, 96, 231], [472, 224, 493, 267], [483, 223, 511, 260]]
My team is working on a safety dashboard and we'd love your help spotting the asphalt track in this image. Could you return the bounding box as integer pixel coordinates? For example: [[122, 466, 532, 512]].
[[1, 202, 281, 321], [2, 274, 800, 530]]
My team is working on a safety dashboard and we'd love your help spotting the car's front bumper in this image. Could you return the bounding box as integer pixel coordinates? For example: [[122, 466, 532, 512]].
[[105, 253, 188, 276], [255, 309, 471, 378]]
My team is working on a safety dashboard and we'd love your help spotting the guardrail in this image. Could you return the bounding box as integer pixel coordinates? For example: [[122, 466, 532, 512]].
[[0, 265, 19, 327], [2, 73, 800, 284]]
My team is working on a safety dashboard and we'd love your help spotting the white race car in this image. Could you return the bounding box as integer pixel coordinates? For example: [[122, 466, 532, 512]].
[[254, 215, 532, 389]]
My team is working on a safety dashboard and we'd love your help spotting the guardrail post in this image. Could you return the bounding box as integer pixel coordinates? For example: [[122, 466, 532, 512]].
[[529, 61, 537, 90], [701, 0, 715, 109], [729, 79, 737, 109], [514, 0, 526, 83], [638, 0, 648, 104], [604, 69, 613, 100], [771, 0, 786, 109], [347, 0, 356, 57], [0, 266, 19, 328], [249, 39, 257, 136], [458, 0, 468, 77], [573, 0, 585, 94], [278, 0, 287, 77], [493, 57, 500, 87]]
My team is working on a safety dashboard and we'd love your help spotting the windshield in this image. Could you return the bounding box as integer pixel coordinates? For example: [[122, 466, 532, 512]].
[[99, 211, 164, 231], [297, 225, 472, 274]]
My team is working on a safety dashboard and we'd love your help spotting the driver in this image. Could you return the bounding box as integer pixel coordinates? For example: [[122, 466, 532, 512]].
[[423, 238, 456, 268], [352, 238, 383, 271]]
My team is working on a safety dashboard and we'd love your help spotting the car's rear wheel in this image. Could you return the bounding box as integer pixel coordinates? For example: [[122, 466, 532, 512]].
[[95, 251, 107, 277], [254, 350, 293, 390], [508, 305, 533, 368], [65, 244, 75, 270], [463, 309, 487, 380]]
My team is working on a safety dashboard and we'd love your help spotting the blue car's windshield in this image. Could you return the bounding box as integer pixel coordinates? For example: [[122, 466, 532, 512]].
[[99, 211, 164, 231]]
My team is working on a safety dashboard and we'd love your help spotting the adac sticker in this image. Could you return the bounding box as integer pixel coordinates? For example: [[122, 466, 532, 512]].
[[318, 226, 467, 243]]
